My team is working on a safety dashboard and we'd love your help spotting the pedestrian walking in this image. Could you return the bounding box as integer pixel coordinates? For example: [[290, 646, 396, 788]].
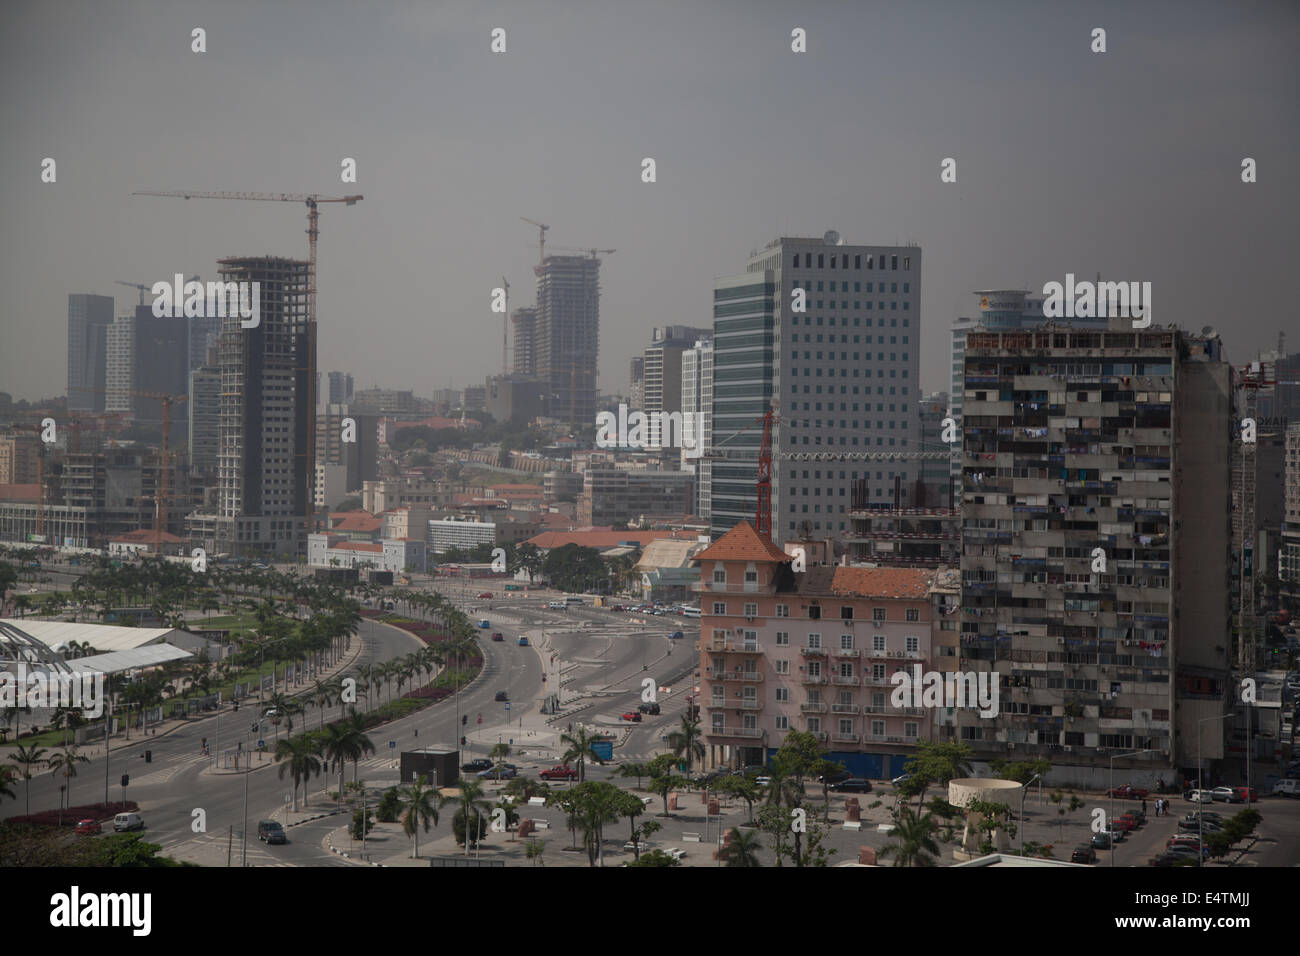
[[1142, 797, 1148, 815]]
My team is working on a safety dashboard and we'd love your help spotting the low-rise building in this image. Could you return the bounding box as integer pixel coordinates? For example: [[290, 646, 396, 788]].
[[307, 533, 426, 573]]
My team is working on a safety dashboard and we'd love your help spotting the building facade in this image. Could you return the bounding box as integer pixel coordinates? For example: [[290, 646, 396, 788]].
[[535, 255, 600, 429], [67, 294, 113, 413]]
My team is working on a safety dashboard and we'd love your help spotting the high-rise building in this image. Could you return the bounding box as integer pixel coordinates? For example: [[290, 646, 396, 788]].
[[535, 255, 600, 429], [956, 322, 1232, 771], [105, 311, 135, 414], [917, 391, 951, 507], [327, 370, 354, 405], [317, 403, 379, 494], [708, 234, 921, 546], [642, 325, 709, 449], [187, 256, 311, 558], [628, 356, 644, 410], [681, 336, 713, 517], [189, 348, 221, 477], [132, 308, 190, 446], [67, 294, 113, 412], [511, 307, 538, 377], [1281, 423, 1300, 604], [0, 432, 40, 484], [189, 315, 222, 372]]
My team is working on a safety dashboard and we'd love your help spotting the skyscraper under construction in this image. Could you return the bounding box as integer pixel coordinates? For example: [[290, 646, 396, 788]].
[[534, 255, 600, 430]]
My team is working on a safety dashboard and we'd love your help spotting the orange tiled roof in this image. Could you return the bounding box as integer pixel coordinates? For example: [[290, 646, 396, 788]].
[[0, 483, 41, 501], [330, 512, 383, 532], [334, 541, 384, 553], [692, 521, 790, 564], [828, 566, 933, 599], [110, 529, 187, 544]]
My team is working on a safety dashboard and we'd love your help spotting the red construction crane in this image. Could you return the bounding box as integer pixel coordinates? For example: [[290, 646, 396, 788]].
[[132, 189, 363, 542]]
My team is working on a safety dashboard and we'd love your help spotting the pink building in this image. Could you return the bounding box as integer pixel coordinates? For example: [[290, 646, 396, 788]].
[[693, 521, 947, 775]]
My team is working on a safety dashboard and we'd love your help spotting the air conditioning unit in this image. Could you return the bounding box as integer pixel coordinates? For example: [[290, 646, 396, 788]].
[[1063, 745, 1074, 752], [1056, 637, 1065, 645]]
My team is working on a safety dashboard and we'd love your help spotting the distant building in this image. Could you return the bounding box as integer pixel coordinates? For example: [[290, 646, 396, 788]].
[[535, 255, 601, 429], [577, 468, 695, 527], [308, 533, 426, 573], [427, 517, 497, 554], [327, 371, 354, 405], [67, 294, 113, 412], [511, 307, 538, 377]]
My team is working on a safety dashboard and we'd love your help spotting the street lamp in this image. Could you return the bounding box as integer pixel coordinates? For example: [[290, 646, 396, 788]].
[[1019, 772, 1040, 855], [1107, 748, 1156, 867], [1197, 713, 1232, 867]]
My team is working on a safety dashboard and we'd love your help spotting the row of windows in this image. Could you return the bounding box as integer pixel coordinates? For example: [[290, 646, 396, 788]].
[[708, 597, 921, 622], [793, 368, 910, 379], [796, 334, 910, 344], [792, 316, 910, 328], [790, 420, 909, 430], [787, 386, 911, 399], [791, 252, 911, 271], [792, 280, 911, 294], [794, 352, 910, 362]]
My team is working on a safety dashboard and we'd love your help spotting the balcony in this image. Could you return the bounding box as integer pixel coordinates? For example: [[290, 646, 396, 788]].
[[801, 674, 829, 685], [832, 675, 861, 686], [711, 726, 763, 739], [905, 650, 924, 660], [863, 677, 895, 687], [710, 670, 764, 683], [734, 699, 763, 710], [832, 703, 860, 714], [800, 702, 828, 714], [712, 639, 763, 654], [832, 648, 861, 659], [832, 732, 861, 744], [811, 731, 830, 744], [800, 647, 828, 657], [701, 582, 762, 593]]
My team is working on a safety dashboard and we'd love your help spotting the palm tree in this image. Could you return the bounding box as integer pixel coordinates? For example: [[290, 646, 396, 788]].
[[878, 806, 941, 867], [313, 678, 338, 731], [559, 727, 606, 783], [274, 734, 322, 812], [0, 764, 18, 806], [450, 777, 491, 857], [47, 747, 89, 824], [719, 826, 763, 867], [400, 774, 441, 858], [13, 744, 47, 816], [665, 716, 705, 774], [341, 707, 375, 784], [618, 762, 649, 790]]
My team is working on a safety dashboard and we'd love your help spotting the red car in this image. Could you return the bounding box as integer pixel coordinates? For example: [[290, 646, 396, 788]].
[[74, 819, 102, 835], [1233, 786, 1258, 803], [539, 765, 578, 781], [620, 712, 642, 722], [477, 592, 494, 599], [490, 632, 505, 642], [1111, 816, 1137, 832], [1107, 785, 1149, 800]]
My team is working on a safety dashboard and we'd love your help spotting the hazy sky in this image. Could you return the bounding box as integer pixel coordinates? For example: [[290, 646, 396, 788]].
[[2, 0, 1296, 404]]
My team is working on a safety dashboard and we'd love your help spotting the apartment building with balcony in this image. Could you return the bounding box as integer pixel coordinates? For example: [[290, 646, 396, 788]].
[[958, 322, 1232, 776], [693, 520, 946, 777]]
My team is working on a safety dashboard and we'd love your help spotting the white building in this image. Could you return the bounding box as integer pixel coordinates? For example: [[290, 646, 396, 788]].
[[307, 533, 426, 573], [681, 336, 713, 518], [427, 517, 496, 554]]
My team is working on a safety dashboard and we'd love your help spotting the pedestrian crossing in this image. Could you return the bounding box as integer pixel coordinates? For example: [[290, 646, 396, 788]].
[[166, 831, 298, 868], [132, 754, 208, 788]]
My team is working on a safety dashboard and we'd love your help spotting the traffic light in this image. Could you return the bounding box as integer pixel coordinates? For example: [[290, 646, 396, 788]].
[[461, 736, 467, 746], [462, 714, 468, 725], [145, 750, 152, 763], [120, 774, 129, 788]]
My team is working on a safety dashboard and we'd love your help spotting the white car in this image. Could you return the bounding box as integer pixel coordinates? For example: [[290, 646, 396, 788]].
[[1185, 789, 1214, 803]]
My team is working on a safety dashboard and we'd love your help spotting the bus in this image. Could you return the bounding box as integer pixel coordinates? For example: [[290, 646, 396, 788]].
[[681, 606, 701, 619]]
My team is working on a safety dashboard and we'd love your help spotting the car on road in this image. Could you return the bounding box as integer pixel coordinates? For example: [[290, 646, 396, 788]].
[[478, 766, 518, 780], [891, 773, 913, 787], [74, 818, 102, 836], [258, 820, 287, 845], [477, 592, 494, 599], [668, 631, 685, 640], [818, 769, 852, 785], [491, 632, 505, 642], [1148, 852, 1195, 867], [1106, 785, 1149, 800], [1164, 843, 1210, 861], [829, 777, 873, 793], [494, 691, 509, 702], [1184, 788, 1214, 803], [1232, 786, 1258, 803], [461, 758, 494, 774], [1091, 831, 1123, 849], [113, 812, 145, 832], [477, 619, 491, 629], [638, 702, 661, 715], [1210, 786, 1241, 803], [539, 765, 579, 781], [1070, 845, 1098, 864], [620, 711, 642, 722], [1272, 779, 1300, 797], [517, 636, 530, 646]]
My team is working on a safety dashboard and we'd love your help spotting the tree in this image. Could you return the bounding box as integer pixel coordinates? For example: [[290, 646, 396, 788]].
[[618, 762, 648, 790], [902, 740, 974, 810], [567, 781, 624, 867], [13, 744, 46, 816], [718, 826, 762, 867], [274, 735, 322, 812], [400, 774, 441, 858], [559, 727, 607, 782], [878, 805, 941, 867], [47, 747, 88, 825], [647, 754, 687, 817], [665, 716, 705, 774], [450, 778, 491, 855], [524, 837, 546, 866], [515, 544, 543, 584], [626, 848, 680, 867]]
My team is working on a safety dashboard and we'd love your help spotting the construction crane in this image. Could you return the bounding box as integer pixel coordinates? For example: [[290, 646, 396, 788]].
[[520, 218, 549, 266], [132, 189, 363, 542], [131, 391, 188, 556], [500, 276, 510, 378], [115, 276, 198, 308], [550, 246, 616, 259]]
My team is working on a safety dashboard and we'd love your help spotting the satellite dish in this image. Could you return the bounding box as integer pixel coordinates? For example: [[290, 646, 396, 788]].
[[1201, 325, 1219, 339], [823, 229, 840, 246]]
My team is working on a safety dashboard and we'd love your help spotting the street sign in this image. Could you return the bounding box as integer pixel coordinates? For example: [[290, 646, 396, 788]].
[[257, 739, 265, 749], [505, 703, 511, 711], [477, 714, 482, 724], [389, 740, 396, 750]]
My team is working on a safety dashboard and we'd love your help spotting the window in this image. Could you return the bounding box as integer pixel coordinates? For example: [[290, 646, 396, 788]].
[[873, 634, 886, 652], [873, 608, 887, 622], [807, 717, 821, 732], [906, 635, 919, 653], [775, 687, 789, 702], [775, 631, 789, 646], [905, 722, 919, 739], [774, 659, 789, 674], [775, 716, 789, 731], [906, 608, 919, 622], [840, 606, 854, 620], [744, 570, 758, 586], [871, 720, 885, 737], [807, 661, 822, 677], [809, 604, 821, 620], [839, 718, 854, 734], [776, 604, 789, 618], [840, 634, 854, 650], [712, 569, 726, 584], [743, 602, 758, 618], [807, 633, 822, 649], [712, 602, 726, 615]]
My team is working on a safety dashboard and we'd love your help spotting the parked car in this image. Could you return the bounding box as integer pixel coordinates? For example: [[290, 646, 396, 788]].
[[1111, 816, 1137, 833], [1119, 811, 1145, 830], [1070, 845, 1098, 864], [1106, 785, 1149, 800], [891, 773, 913, 787], [461, 758, 494, 774], [1178, 817, 1222, 833], [539, 765, 579, 781], [494, 691, 509, 702], [1210, 786, 1241, 803], [258, 820, 287, 845], [818, 769, 852, 785], [1149, 852, 1195, 867], [478, 766, 518, 780], [1272, 779, 1300, 797], [1165, 843, 1211, 861], [620, 711, 642, 722], [74, 818, 102, 835], [1232, 786, 1258, 803], [1184, 789, 1214, 803], [477, 592, 494, 599], [490, 632, 505, 642], [829, 777, 873, 793], [1091, 830, 1124, 849], [668, 631, 685, 640], [638, 702, 661, 715], [1167, 835, 1206, 850], [113, 812, 144, 832], [517, 636, 530, 646]]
